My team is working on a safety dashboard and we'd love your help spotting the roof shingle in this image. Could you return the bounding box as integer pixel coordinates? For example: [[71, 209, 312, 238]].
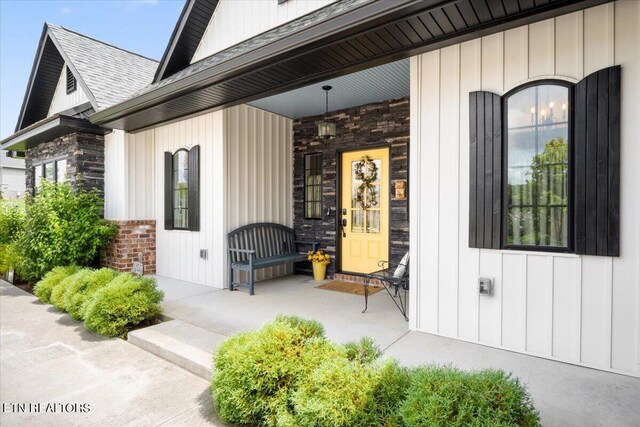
[[48, 24, 159, 110]]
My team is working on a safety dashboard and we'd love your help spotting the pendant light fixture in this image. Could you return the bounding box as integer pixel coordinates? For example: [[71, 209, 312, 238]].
[[317, 85, 336, 139]]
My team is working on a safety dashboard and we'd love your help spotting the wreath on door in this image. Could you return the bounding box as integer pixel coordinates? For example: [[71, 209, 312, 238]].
[[353, 155, 378, 209]]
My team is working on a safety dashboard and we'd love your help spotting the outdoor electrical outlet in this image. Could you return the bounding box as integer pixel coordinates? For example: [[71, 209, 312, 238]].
[[478, 277, 493, 296], [200, 249, 208, 260]]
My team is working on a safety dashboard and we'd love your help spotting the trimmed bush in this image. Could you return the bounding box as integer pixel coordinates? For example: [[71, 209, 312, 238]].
[[50, 269, 94, 310], [63, 268, 119, 320], [400, 366, 540, 427], [33, 266, 81, 303], [14, 181, 117, 282], [291, 358, 411, 427], [344, 336, 382, 364], [358, 359, 411, 427], [212, 317, 540, 427], [83, 273, 164, 338], [211, 315, 343, 427], [291, 357, 376, 427]]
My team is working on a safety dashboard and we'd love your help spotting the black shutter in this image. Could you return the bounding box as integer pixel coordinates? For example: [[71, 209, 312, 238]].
[[188, 145, 200, 231], [574, 65, 620, 256], [164, 151, 174, 230], [469, 91, 502, 249]]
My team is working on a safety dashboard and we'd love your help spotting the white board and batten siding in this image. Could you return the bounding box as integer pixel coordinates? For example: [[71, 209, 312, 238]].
[[104, 105, 293, 288], [225, 105, 294, 282], [47, 65, 88, 116], [191, 0, 335, 62], [409, 1, 640, 377]]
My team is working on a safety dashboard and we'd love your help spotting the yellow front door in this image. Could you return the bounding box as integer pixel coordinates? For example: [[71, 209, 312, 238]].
[[340, 147, 389, 273]]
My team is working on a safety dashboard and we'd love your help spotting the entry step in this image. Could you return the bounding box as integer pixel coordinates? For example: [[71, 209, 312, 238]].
[[128, 319, 228, 380]]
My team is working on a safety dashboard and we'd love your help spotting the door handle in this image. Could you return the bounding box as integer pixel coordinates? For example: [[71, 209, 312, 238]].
[[341, 218, 347, 237]]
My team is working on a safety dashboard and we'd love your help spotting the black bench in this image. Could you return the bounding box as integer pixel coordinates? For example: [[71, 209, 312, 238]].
[[228, 223, 318, 295]]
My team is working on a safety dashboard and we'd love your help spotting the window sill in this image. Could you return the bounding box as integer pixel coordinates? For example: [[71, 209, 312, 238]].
[[495, 249, 579, 258]]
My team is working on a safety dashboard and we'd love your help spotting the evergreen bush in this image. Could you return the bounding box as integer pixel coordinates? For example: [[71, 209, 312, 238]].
[[50, 268, 94, 310], [33, 266, 81, 303], [83, 273, 164, 337], [399, 366, 541, 427], [63, 268, 118, 320], [210, 315, 342, 427], [211, 317, 540, 427]]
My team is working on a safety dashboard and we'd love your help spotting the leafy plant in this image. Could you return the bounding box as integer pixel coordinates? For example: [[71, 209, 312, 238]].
[[14, 181, 117, 282], [0, 201, 24, 275], [83, 273, 164, 337], [211, 315, 342, 427], [63, 268, 119, 320], [0, 200, 24, 244], [33, 266, 81, 303], [399, 365, 541, 427]]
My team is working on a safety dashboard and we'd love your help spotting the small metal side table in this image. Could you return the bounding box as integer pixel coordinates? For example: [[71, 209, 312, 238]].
[[362, 261, 409, 321]]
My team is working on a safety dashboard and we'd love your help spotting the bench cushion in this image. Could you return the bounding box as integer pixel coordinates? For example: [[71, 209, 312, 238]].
[[231, 253, 308, 270]]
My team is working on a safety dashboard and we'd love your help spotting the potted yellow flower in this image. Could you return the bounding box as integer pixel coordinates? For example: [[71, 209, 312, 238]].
[[307, 250, 330, 281]]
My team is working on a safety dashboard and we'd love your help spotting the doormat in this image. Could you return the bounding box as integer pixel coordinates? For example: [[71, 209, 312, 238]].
[[316, 281, 383, 296]]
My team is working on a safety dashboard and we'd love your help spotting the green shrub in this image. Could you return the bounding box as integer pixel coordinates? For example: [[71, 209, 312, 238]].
[[211, 317, 540, 427], [50, 268, 94, 310], [14, 181, 117, 282], [211, 315, 343, 427], [358, 359, 411, 427], [64, 268, 119, 320], [345, 336, 382, 364], [400, 366, 540, 427], [291, 358, 410, 427], [83, 274, 164, 337], [0, 200, 24, 244], [33, 266, 81, 303], [0, 201, 24, 275], [291, 357, 376, 427]]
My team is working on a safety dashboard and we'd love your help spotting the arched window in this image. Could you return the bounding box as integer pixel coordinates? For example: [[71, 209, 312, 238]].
[[504, 81, 571, 249], [469, 65, 620, 256], [164, 145, 200, 231]]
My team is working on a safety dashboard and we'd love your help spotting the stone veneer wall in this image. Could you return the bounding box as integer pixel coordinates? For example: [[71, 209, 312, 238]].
[[102, 220, 156, 274], [25, 131, 105, 194], [293, 97, 410, 277]]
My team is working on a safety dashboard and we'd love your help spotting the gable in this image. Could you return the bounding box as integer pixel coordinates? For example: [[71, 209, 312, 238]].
[[191, 0, 335, 64], [154, 0, 219, 82], [47, 64, 89, 117], [15, 23, 158, 132], [15, 28, 66, 132]]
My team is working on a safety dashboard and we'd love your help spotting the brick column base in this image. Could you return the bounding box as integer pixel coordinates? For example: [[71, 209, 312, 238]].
[[102, 220, 156, 274]]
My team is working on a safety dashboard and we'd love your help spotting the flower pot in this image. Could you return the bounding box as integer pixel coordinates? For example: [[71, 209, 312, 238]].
[[312, 262, 327, 281]]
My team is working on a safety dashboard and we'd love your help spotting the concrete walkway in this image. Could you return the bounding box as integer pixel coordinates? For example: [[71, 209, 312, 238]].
[[0, 280, 226, 426]]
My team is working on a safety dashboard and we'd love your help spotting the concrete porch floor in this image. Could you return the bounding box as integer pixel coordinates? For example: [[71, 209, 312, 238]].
[[150, 274, 640, 427]]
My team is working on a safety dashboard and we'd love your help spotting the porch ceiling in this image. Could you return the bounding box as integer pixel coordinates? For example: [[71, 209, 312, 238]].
[[91, 0, 608, 132], [248, 59, 409, 119]]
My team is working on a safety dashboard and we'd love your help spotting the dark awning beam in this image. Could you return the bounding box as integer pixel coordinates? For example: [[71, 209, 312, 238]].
[[1, 114, 111, 152]]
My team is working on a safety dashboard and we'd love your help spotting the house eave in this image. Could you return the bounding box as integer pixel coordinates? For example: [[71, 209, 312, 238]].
[[1, 114, 111, 152], [90, 0, 610, 132]]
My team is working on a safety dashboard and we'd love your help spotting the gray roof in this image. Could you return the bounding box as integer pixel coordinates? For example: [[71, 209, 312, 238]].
[[48, 24, 158, 110], [133, 0, 372, 97]]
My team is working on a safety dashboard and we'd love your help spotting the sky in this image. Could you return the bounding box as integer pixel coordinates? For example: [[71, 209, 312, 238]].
[[0, 0, 185, 139]]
